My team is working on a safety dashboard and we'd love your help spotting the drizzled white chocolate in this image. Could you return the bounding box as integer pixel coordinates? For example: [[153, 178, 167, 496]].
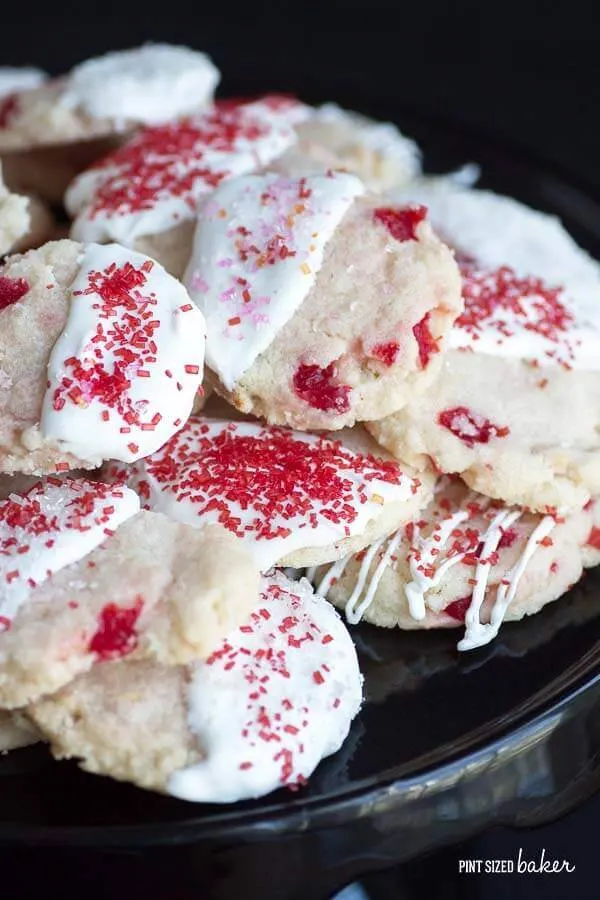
[[311, 479, 559, 651], [168, 572, 362, 803], [113, 417, 422, 571], [40, 243, 205, 463], [184, 172, 365, 389], [59, 45, 219, 126], [0, 478, 139, 624], [388, 180, 600, 369], [66, 98, 300, 247]]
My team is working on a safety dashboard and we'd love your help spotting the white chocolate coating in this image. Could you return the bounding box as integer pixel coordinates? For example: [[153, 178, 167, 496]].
[[59, 45, 219, 125], [41, 243, 205, 463], [0, 67, 46, 97], [0, 478, 139, 624], [184, 172, 365, 389], [168, 572, 362, 803]]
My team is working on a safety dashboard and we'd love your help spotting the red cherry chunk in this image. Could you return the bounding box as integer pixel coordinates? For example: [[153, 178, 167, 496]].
[[438, 406, 510, 447], [373, 204, 427, 242], [293, 362, 351, 413]]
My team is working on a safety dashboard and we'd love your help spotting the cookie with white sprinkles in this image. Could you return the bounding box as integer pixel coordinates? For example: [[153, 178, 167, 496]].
[[368, 180, 600, 512], [106, 415, 435, 569], [0, 239, 205, 475], [30, 572, 363, 802], [310, 477, 600, 651], [0, 476, 260, 708], [184, 171, 462, 430]]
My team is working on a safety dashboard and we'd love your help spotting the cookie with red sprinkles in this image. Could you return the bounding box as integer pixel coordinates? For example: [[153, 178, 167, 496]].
[[0, 239, 205, 475], [185, 172, 462, 431], [0, 478, 259, 709], [369, 180, 600, 512], [310, 477, 600, 651], [30, 572, 363, 802], [106, 414, 435, 569]]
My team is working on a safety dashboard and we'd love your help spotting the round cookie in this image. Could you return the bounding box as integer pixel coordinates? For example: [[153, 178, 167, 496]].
[[0, 475, 259, 708], [184, 171, 462, 430], [65, 96, 304, 277], [0, 239, 205, 475], [29, 572, 362, 802], [368, 180, 600, 512], [106, 415, 435, 570], [277, 102, 421, 191], [0, 45, 219, 203], [310, 476, 600, 651]]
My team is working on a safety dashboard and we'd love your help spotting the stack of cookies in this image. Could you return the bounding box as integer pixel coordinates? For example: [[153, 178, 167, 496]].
[[0, 43, 598, 804]]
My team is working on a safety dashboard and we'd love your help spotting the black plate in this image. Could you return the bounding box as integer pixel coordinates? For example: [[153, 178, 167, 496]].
[[3, 97, 600, 898]]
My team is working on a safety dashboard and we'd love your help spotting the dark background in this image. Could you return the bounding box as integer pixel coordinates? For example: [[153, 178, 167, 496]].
[[3, 0, 600, 896]]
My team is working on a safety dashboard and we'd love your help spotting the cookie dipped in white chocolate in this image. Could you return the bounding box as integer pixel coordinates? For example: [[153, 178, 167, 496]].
[[168, 571, 363, 802], [107, 416, 433, 569], [40, 242, 205, 463], [184, 172, 366, 390]]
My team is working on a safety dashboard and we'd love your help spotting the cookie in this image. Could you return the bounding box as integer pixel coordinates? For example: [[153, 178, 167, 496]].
[[0, 239, 205, 474], [309, 476, 600, 651], [0, 46, 219, 203], [65, 96, 305, 275], [368, 180, 600, 511], [30, 572, 362, 802], [278, 102, 421, 191], [106, 415, 434, 569], [0, 475, 259, 708], [0, 709, 40, 752], [0, 166, 54, 254], [184, 171, 462, 430]]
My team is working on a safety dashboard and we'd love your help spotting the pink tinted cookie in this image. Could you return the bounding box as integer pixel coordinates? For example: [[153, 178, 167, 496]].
[[30, 572, 362, 802], [310, 476, 600, 651], [0, 475, 259, 708], [106, 415, 434, 569], [368, 181, 600, 512], [184, 172, 462, 430], [0, 239, 205, 474]]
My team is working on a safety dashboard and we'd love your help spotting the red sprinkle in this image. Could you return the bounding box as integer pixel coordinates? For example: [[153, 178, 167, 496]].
[[293, 362, 351, 413], [498, 528, 518, 549], [373, 205, 427, 242], [438, 406, 510, 447], [0, 276, 29, 311], [88, 596, 144, 661]]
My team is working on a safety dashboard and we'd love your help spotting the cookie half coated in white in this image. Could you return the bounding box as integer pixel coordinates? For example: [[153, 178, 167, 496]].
[[30, 572, 363, 803], [0, 239, 205, 475], [369, 179, 600, 512], [309, 476, 600, 652], [184, 171, 462, 431], [0, 476, 259, 708], [106, 414, 435, 570]]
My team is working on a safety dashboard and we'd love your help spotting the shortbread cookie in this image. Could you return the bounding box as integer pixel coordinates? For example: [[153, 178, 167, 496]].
[[0, 476, 259, 708], [0, 709, 41, 752], [0, 239, 205, 474], [106, 416, 434, 569], [0, 167, 53, 254], [0, 46, 219, 203], [30, 572, 362, 802], [185, 171, 462, 430], [310, 476, 600, 651], [368, 181, 600, 512], [277, 102, 421, 191]]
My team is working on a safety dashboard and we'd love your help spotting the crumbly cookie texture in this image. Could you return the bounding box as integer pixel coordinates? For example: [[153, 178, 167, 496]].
[[0, 511, 259, 708], [0, 167, 53, 254], [30, 661, 199, 790], [0, 238, 204, 475], [368, 350, 600, 512], [203, 194, 462, 430], [311, 477, 600, 650], [0, 709, 41, 752], [275, 103, 421, 192], [106, 416, 435, 570], [30, 573, 363, 802]]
